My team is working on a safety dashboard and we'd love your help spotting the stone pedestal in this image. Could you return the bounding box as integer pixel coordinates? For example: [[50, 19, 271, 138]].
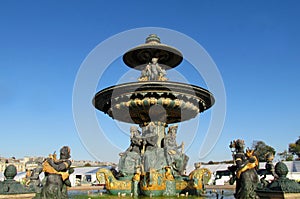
[[0, 193, 36, 199]]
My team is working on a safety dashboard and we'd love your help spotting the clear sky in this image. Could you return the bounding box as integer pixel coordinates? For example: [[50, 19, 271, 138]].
[[1, 1, 300, 165]]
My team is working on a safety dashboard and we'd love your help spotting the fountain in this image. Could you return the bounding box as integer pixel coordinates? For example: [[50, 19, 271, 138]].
[[93, 34, 214, 196]]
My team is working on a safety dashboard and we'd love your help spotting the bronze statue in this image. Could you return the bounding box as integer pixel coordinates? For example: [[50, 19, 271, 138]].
[[120, 126, 143, 155], [265, 152, 278, 179], [142, 122, 159, 151], [0, 165, 34, 194], [164, 125, 188, 176], [25, 163, 43, 193], [39, 146, 72, 199], [93, 33, 215, 197], [228, 139, 259, 199], [118, 126, 142, 177], [256, 161, 300, 198], [259, 152, 278, 188], [142, 122, 160, 172], [139, 57, 167, 81]]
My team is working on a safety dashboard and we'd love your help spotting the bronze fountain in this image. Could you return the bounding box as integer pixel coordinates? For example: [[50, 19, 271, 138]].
[[93, 34, 214, 196]]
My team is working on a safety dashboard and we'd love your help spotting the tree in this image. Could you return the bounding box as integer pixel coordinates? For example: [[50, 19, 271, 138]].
[[252, 141, 276, 162], [277, 150, 294, 161], [84, 163, 92, 167], [289, 137, 300, 160], [207, 160, 214, 165]]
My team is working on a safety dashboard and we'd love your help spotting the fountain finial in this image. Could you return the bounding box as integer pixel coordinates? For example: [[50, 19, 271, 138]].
[[145, 34, 161, 44]]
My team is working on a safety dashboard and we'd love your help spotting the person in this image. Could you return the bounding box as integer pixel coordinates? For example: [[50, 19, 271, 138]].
[[40, 146, 72, 199]]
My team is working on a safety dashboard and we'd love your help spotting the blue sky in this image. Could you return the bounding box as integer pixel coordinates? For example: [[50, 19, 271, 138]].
[[1, 1, 300, 165]]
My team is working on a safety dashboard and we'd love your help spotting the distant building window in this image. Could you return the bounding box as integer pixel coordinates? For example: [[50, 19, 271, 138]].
[[85, 175, 92, 182]]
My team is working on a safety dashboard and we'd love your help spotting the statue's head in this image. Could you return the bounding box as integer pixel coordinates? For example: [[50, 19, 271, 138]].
[[135, 165, 141, 174], [230, 139, 245, 152], [265, 152, 274, 162], [236, 139, 245, 149], [168, 125, 178, 135], [151, 57, 159, 64], [194, 162, 201, 169], [130, 126, 138, 132], [60, 146, 71, 159], [130, 126, 139, 137], [275, 162, 288, 178], [4, 165, 17, 180]]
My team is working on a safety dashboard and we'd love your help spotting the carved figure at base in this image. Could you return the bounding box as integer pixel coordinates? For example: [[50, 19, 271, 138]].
[[164, 125, 189, 176], [118, 126, 142, 177], [142, 122, 162, 172], [228, 139, 259, 199], [120, 126, 143, 155], [39, 146, 72, 199]]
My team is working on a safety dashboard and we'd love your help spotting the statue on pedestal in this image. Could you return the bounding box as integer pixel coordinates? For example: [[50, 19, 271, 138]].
[[142, 122, 164, 172], [139, 57, 167, 81], [228, 139, 259, 199], [0, 165, 34, 194], [164, 125, 188, 176], [267, 162, 300, 191], [39, 146, 72, 199], [256, 161, 300, 198], [118, 126, 142, 177]]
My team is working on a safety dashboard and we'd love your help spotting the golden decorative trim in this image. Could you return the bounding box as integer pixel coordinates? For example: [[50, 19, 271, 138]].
[[42, 161, 69, 181], [97, 168, 131, 190]]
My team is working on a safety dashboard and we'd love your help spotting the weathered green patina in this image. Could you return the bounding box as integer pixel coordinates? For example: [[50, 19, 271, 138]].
[[93, 34, 214, 196], [257, 162, 300, 199], [228, 139, 259, 199], [0, 165, 35, 198]]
